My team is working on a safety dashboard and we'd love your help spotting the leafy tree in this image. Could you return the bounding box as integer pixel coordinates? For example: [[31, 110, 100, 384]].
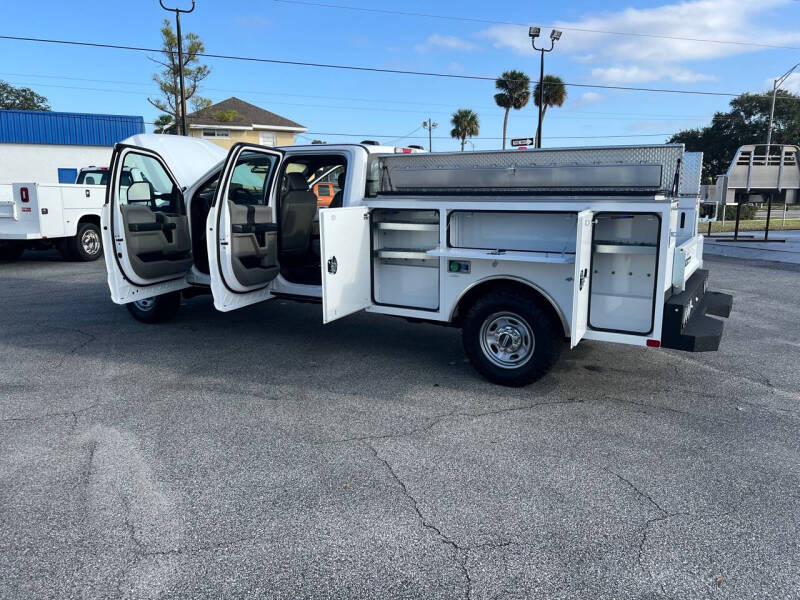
[[532, 74, 567, 145], [147, 19, 210, 131], [153, 114, 174, 134], [212, 109, 245, 123], [494, 70, 531, 150], [670, 90, 800, 182], [450, 108, 480, 151], [0, 80, 50, 110]]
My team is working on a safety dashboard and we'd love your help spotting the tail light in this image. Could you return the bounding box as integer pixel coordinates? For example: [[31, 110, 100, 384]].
[[394, 147, 413, 154], [20, 187, 29, 202], [646, 339, 661, 348]]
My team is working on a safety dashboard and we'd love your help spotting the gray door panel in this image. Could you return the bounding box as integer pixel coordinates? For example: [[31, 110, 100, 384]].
[[121, 205, 192, 280], [228, 202, 279, 286]]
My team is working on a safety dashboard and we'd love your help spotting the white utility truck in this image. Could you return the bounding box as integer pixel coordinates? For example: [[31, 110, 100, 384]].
[[101, 135, 732, 386], [0, 181, 106, 261]]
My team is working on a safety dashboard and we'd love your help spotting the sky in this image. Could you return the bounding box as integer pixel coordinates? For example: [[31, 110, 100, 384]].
[[2, 0, 799, 152]]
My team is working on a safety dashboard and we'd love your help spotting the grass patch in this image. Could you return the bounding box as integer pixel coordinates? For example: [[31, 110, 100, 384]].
[[705, 219, 800, 233]]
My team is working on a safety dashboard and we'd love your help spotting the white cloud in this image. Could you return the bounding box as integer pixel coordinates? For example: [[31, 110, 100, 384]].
[[414, 34, 480, 54], [574, 92, 605, 106], [591, 65, 716, 84], [768, 72, 800, 94], [479, 0, 800, 84]]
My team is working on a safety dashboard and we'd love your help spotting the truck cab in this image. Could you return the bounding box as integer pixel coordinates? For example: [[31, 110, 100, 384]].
[[102, 136, 732, 386]]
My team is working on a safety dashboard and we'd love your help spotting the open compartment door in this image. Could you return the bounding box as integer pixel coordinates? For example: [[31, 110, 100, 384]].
[[208, 143, 284, 312], [571, 209, 593, 348], [102, 144, 193, 304], [320, 206, 371, 323]]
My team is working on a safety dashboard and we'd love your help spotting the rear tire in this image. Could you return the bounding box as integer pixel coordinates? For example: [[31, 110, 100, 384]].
[[126, 292, 181, 324], [462, 290, 564, 387], [0, 242, 24, 260], [68, 222, 103, 262]]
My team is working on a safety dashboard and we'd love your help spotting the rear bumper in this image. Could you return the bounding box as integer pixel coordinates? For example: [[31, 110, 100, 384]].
[[661, 269, 733, 352]]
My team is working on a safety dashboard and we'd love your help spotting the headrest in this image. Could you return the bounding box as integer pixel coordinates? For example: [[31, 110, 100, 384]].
[[286, 172, 309, 192], [337, 172, 346, 188]]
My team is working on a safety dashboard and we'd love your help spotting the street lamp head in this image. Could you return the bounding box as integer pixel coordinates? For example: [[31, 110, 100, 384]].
[[550, 29, 562, 41], [529, 26, 541, 39]]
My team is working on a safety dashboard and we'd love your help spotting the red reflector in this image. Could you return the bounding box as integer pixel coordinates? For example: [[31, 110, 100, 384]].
[[20, 187, 29, 202], [517, 146, 527, 150], [646, 339, 661, 348]]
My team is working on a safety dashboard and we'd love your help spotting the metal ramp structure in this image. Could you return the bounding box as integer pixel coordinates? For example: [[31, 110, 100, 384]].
[[713, 144, 800, 242]]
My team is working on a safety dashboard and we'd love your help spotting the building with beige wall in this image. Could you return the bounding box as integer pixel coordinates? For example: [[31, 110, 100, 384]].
[[184, 97, 306, 149]]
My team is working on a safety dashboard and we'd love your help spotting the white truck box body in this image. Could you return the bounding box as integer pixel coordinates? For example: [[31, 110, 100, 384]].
[[1, 183, 105, 240]]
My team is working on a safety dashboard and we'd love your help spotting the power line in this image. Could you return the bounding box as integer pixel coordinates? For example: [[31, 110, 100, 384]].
[[1, 34, 795, 101], [273, 0, 800, 51]]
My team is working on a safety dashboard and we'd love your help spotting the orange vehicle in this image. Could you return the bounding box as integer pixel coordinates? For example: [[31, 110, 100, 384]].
[[313, 181, 339, 207]]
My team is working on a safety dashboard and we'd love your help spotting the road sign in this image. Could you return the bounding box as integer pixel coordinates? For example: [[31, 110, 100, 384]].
[[511, 137, 534, 147]]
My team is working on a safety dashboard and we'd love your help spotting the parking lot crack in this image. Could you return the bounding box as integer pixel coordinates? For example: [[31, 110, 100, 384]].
[[323, 399, 580, 445], [368, 442, 472, 599]]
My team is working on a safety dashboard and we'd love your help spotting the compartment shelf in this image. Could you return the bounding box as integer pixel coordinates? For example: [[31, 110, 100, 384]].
[[593, 242, 657, 255], [376, 248, 436, 260], [374, 221, 439, 231], [428, 247, 575, 264]]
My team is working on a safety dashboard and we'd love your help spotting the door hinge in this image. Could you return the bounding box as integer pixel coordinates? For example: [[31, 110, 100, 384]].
[[363, 213, 369, 221]]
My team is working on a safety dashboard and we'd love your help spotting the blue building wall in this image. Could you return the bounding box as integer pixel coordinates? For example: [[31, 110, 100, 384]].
[[0, 110, 145, 146]]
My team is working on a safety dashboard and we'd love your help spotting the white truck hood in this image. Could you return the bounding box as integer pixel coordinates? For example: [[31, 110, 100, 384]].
[[120, 134, 227, 189]]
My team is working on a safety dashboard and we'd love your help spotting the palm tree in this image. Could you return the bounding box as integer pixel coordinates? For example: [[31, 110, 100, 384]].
[[450, 108, 480, 151], [494, 70, 531, 149], [533, 75, 567, 146]]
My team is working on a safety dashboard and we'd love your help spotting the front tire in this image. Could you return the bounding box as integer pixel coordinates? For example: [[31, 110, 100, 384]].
[[68, 222, 103, 262], [126, 292, 181, 324], [462, 291, 564, 387]]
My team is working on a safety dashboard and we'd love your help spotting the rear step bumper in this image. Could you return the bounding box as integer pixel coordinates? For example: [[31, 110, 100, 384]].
[[661, 269, 733, 352]]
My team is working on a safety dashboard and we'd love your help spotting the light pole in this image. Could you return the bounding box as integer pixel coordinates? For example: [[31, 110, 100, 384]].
[[160, 0, 196, 136], [529, 27, 561, 149], [766, 62, 799, 152], [423, 118, 438, 152]]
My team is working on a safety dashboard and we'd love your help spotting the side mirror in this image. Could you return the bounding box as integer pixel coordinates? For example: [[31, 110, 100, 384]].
[[127, 181, 153, 204]]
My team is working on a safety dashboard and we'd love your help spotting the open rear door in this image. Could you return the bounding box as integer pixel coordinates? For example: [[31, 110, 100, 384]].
[[320, 206, 372, 323], [102, 145, 193, 304], [571, 209, 593, 348], [208, 143, 285, 312]]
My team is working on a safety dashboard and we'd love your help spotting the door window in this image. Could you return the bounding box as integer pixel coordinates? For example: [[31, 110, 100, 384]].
[[226, 151, 279, 206], [119, 152, 182, 213]]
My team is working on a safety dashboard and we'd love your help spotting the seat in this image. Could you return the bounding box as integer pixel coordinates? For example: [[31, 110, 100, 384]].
[[329, 171, 346, 208], [280, 173, 318, 258]]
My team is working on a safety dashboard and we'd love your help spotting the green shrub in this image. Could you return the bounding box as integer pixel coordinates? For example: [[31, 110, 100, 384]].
[[719, 204, 756, 220]]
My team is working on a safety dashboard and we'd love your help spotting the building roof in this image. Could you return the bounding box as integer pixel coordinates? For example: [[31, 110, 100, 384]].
[[186, 97, 306, 131], [0, 110, 145, 146]]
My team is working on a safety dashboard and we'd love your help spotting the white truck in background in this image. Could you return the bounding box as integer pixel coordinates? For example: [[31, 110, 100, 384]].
[[0, 167, 148, 261], [0, 181, 105, 261]]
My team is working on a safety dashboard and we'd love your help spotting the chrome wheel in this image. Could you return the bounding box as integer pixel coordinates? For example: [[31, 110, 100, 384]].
[[134, 298, 155, 312], [81, 229, 101, 256], [479, 311, 535, 369]]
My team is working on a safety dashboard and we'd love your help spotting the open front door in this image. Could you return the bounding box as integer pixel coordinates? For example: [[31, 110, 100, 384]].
[[571, 209, 593, 348], [102, 145, 193, 304], [207, 143, 284, 312], [320, 206, 371, 323]]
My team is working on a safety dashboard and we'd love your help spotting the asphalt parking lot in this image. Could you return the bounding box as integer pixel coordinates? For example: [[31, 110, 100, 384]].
[[1, 252, 799, 599]]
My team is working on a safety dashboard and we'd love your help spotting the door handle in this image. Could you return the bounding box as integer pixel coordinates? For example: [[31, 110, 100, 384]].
[[327, 256, 338, 275]]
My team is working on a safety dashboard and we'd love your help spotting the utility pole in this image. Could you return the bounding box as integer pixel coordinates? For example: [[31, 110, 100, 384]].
[[529, 27, 561, 148], [423, 118, 438, 152], [766, 62, 799, 152], [160, 0, 196, 136]]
